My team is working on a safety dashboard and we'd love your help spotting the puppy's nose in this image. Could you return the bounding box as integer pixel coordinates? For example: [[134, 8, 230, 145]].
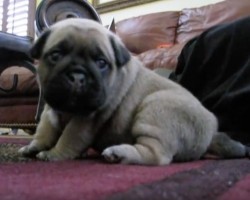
[[67, 72, 85, 86]]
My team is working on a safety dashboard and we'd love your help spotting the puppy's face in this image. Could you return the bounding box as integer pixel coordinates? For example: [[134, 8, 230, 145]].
[[31, 19, 130, 115]]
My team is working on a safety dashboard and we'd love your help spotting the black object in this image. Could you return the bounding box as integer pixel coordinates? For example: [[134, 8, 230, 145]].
[[35, 0, 102, 34], [169, 16, 250, 144]]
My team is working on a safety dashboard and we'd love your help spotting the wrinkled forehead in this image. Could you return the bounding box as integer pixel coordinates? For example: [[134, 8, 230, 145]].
[[43, 24, 113, 56]]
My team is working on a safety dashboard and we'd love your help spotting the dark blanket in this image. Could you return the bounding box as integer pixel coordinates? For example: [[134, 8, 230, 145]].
[[170, 16, 250, 144], [0, 137, 250, 200]]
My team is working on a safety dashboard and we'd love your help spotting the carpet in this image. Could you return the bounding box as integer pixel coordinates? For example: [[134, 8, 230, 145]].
[[0, 137, 249, 200]]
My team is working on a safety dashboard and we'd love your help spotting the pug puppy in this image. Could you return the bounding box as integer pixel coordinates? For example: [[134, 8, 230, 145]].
[[19, 18, 248, 165]]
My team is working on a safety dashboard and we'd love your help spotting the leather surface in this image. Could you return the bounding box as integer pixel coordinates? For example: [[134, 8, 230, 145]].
[[116, 0, 250, 70], [177, 0, 250, 43], [0, 67, 38, 97], [116, 11, 179, 54]]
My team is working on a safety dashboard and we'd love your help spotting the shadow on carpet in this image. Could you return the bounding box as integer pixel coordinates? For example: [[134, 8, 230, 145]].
[[0, 136, 250, 200]]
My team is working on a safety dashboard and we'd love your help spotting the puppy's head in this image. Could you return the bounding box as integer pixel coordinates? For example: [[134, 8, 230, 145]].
[[31, 18, 131, 115]]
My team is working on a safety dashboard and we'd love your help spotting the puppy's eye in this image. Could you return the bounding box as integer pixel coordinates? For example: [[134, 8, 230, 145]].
[[96, 59, 108, 71], [48, 51, 63, 63]]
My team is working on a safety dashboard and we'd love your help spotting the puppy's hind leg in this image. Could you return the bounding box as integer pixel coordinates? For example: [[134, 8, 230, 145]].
[[207, 132, 249, 158], [102, 137, 174, 165]]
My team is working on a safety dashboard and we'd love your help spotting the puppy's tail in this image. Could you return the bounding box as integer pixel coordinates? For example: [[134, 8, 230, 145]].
[[207, 132, 249, 158]]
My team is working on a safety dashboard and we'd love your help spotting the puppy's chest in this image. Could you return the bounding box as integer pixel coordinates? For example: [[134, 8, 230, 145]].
[[92, 108, 135, 151]]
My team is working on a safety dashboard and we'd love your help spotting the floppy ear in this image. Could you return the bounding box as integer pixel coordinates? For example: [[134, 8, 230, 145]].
[[109, 35, 131, 67], [30, 30, 51, 59]]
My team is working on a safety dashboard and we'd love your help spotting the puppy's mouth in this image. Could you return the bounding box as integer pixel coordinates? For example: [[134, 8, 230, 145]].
[[43, 71, 106, 115]]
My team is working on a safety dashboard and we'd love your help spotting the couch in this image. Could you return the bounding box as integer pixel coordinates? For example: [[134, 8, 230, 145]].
[[1, 0, 250, 133], [116, 0, 250, 70]]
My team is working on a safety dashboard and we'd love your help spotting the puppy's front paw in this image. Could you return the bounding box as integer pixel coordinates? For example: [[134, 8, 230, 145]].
[[36, 149, 63, 161], [36, 148, 76, 161], [18, 144, 40, 157]]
